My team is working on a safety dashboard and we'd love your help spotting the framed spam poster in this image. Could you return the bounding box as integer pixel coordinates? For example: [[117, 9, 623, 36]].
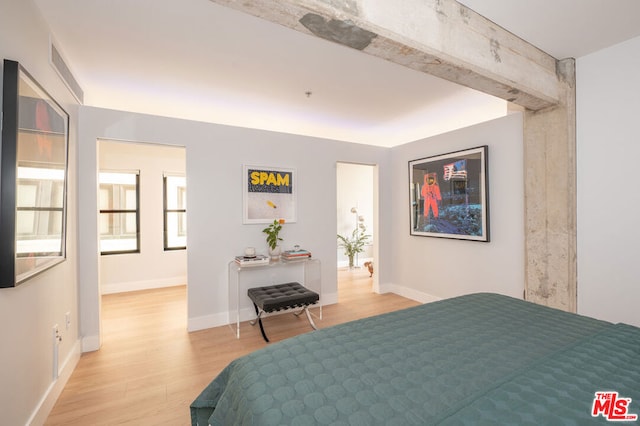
[[409, 146, 489, 241], [243, 165, 297, 224]]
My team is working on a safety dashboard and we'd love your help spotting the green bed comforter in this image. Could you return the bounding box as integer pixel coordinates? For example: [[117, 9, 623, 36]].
[[191, 293, 640, 425]]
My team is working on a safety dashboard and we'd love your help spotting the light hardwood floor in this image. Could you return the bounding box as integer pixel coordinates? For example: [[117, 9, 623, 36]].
[[46, 268, 420, 425]]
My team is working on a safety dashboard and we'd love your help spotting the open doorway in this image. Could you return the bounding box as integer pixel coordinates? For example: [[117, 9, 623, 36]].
[[336, 162, 376, 299], [97, 140, 187, 341]]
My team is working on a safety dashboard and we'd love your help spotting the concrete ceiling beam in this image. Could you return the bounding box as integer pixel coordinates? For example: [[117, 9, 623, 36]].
[[210, 0, 563, 110]]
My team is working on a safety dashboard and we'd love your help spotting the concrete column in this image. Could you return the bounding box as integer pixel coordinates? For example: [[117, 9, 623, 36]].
[[523, 59, 576, 311]]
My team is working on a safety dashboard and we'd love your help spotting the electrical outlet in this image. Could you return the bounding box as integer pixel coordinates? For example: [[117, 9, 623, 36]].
[[65, 312, 71, 330], [52, 324, 60, 380]]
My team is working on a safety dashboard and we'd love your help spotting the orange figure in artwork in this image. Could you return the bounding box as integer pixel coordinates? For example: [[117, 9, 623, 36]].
[[421, 173, 441, 219]]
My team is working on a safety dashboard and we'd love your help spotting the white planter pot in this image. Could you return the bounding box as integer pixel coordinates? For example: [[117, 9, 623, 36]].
[[269, 246, 281, 259]]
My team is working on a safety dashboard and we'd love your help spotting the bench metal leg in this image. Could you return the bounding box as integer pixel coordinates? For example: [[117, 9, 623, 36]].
[[293, 306, 317, 330], [252, 302, 318, 343], [250, 303, 269, 343], [304, 307, 317, 330]]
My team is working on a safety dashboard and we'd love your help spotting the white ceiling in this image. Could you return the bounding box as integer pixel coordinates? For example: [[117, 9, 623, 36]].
[[458, 0, 640, 59], [32, 0, 640, 147]]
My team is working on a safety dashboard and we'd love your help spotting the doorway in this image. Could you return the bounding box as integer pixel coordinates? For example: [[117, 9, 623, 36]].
[[97, 140, 187, 338], [336, 162, 376, 299]]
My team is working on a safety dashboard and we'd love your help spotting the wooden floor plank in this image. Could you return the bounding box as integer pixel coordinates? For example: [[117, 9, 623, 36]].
[[45, 268, 420, 425]]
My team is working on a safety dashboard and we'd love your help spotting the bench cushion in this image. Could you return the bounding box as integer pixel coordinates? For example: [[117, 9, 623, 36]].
[[247, 282, 319, 312]]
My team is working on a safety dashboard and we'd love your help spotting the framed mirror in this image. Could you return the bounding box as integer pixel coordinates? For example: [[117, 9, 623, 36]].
[[1, 59, 69, 287]]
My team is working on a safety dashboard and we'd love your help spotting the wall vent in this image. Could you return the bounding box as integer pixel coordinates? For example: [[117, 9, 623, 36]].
[[50, 40, 84, 104]]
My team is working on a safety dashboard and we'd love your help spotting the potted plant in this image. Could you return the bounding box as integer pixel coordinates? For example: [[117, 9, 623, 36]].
[[263, 219, 284, 258], [337, 225, 370, 269]]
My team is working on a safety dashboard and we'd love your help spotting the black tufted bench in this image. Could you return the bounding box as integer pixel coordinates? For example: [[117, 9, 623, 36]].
[[247, 282, 319, 342]]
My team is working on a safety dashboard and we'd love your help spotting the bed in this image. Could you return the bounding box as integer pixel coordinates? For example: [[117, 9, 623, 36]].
[[191, 293, 640, 425]]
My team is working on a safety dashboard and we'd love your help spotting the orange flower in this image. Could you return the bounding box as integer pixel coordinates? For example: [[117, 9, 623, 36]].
[[278, 219, 285, 224]]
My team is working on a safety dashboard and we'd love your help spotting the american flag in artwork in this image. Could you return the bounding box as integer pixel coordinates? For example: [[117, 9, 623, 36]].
[[443, 160, 467, 181]]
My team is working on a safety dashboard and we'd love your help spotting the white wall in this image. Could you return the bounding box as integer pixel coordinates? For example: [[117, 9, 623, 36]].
[[98, 141, 187, 294], [78, 107, 392, 349], [389, 114, 525, 302], [0, 0, 81, 424], [577, 35, 640, 327], [2, 3, 635, 422], [336, 163, 374, 266]]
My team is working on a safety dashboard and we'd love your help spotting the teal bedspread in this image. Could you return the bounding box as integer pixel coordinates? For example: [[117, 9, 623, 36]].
[[191, 293, 640, 425]]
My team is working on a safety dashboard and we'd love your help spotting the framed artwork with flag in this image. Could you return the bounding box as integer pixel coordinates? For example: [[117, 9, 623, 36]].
[[1, 59, 69, 287], [409, 146, 489, 241]]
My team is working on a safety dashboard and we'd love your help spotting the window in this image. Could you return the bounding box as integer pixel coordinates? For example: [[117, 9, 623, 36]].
[[163, 174, 186, 250], [99, 171, 140, 254]]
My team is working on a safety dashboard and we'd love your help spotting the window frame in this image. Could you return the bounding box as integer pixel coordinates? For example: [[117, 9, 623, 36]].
[[163, 173, 186, 251], [99, 170, 141, 255]]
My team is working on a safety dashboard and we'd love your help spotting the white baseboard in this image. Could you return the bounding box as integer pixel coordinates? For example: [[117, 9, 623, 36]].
[[28, 339, 81, 426], [187, 311, 229, 332], [377, 282, 394, 294], [322, 292, 338, 306], [380, 282, 441, 304], [82, 334, 100, 352], [101, 276, 187, 295]]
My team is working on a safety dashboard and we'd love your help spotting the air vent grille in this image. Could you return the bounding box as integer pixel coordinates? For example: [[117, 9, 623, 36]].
[[50, 41, 84, 104]]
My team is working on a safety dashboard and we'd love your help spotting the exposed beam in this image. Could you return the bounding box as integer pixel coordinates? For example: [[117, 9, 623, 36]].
[[210, 0, 561, 110]]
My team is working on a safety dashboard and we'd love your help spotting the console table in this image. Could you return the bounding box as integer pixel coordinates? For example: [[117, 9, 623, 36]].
[[228, 258, 322, 338]]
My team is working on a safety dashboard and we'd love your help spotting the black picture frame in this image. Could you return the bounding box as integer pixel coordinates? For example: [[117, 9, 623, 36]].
[[409, 146, 489, 241], [1, 59, 69, 287]]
